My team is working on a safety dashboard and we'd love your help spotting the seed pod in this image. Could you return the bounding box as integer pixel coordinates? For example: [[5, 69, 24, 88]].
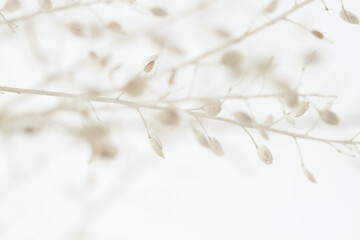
[[98, 143, 118, 159], [209, 137, 224, 157], [67, 22, 86, 37], [256, 144, 273, 164], [282, 91, 299, 107], [106, 21, 122, 32], [37, 0, 53, 12], [158, 109, 180, 126], [340, 9, 359, 24], [311, 30, 324, 39], [263, 0, 279, 14], [221, 50, 242, 68], [259, 129, 269, 141], [320, 109, 339, 125], [142, 54, 159, 73], [290, 101, 310, 118], [124, 77, 147, 96], [202, 100, 222, 117], [4, 0, 21, 12], [148, 134, 165, 158], [234, 111, 253, 125], [150, 7, 168, 17], [303, 167, 316, 183], [192, 128, 210, 148]]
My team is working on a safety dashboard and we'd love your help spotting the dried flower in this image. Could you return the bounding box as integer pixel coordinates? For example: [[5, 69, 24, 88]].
[[311, 30, 324, 39], [192, 128, 210, 148], [150, 7, 168, 17], [234, 111, 253, 125], [221, 50, 242, 68], [4, 0, 21, 12], [340, 9, 359, 24], [202, 100, 222, 117], [256, 144, 273, 164], [209, 137, 224, 157], [142, 54, 159, 73], [158, 109, 180, 126], [107, 21, 122, 32], [290, 101, 310, 118], [263, 0, 279, 14], [148, 134, 165, 158], [124, 77, 147, 96], [303, 167, 316, 183], [320, 109, 339, 125], [67, 22, 86, 37], [37, 0, 53, 12]]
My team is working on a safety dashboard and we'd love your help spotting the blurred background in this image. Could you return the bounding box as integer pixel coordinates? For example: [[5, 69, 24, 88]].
[[0, 0, 360, 239]]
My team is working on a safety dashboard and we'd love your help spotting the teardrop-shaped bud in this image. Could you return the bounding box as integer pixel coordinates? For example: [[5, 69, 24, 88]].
[[158, 109, 180, 126], [221, 50, 242, 68], [148, 134, 165, 158], [202, 100, 222, 117], [303, 167, 316, 183], [150, 7, 168, 17], [234, 111, 253, 125], [4, 0, 21, 12], [192, 128, 209, 148], [290, 101, 310, 118], [311, 30, 324, 39], [263, 0, 279, 14], [256, 144, 273, 164], [282, 91, 299, 107], [209, 137, 224, 157], [124, 76, 147, 96], [142, 54, 159, 73], [340, 9, 359, 24], [320, 109, 339, 125], [37, 0, 53, 12]]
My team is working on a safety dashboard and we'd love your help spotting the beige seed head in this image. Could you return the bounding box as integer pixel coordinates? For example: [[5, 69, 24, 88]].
[[209, 137, 224, 157], [202, 100, 222, 117], [150, 7, 168, 17], [303, 167, 316, 183], [256, 144, 273, 164], [263, 0, 279, 14], [107, 21, 122, 32], [158, 109, 180, 126], [149, 134, 165, 159], [340, 9, 359, 25], [37, 0, 53, 12], [290, 101, 310, 118], [4, 0, 21, 12], [142, 54, 159, 73], [192, 128, 210, 148], [320, 109, 339, 125], [221, 50, 242, 68], [234, 111, 253, 125], [124, 77, 147, 96]]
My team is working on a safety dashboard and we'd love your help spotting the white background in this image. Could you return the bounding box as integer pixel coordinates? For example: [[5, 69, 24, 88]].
[[0, 0, 360, 239]]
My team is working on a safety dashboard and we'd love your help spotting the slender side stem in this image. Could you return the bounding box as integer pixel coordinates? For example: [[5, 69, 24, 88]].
[[136, 108, 150, 136], [166, 0, 315, 73], [1, 0, 121, 25]]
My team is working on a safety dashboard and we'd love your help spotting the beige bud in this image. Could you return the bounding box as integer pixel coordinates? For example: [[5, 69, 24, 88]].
[[149, 134, 165, 159], [234, 111, 253, 125], [256, 144, 273, 164], [209, 137, 224, 157], [320, 109, 339, 125], [202, 100, 222, 117], [290, 101, 310, 118]]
